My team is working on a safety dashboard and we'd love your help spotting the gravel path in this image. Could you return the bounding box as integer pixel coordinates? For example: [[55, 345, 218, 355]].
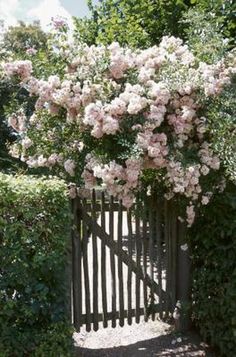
[[74, 319, 215, 356]]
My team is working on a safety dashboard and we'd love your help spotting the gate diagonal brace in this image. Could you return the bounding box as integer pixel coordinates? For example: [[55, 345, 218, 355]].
[[78, 204, 166, 298]]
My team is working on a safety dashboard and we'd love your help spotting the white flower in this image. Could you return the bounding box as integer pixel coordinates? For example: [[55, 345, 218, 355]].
[[22, 137, 32, 149], [180, 243, 188, 251], [201, 195, 210, 205], [64, 159, 76, 176]]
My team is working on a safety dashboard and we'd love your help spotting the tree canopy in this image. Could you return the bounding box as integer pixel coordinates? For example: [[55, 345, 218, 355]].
[[74, 0, 236, 48]]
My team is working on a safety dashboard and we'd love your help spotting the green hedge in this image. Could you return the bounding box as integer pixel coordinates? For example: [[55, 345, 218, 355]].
[[190, 184, 236, 356], [0, 174, 72, 356]]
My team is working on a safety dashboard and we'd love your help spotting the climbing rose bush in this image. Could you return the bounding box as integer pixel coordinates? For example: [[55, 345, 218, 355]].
[[2, 35, 236, 225]]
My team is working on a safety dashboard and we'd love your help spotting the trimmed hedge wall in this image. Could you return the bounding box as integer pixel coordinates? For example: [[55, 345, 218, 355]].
[[0, 174, 72, 356], [190, 184, 236, 356]]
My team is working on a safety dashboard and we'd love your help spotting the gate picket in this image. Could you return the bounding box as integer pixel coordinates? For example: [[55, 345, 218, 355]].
[[101, 192, 108, 327], [91, 190, 99, 331], [164, 199, 171, 317], [118, 200, 125, 326], [156, 197, 163, 318], [82, 197, 91, 331], [149, 197, 155, 321], [171, 204, 177, 311], [142, 195, 148, 322], [135, 196, 141, 324], [72, 198, 82, 331], [109, 196, 116, 328], [127, 210, 133, 325]]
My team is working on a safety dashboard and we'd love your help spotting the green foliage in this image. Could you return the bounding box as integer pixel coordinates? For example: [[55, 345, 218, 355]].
[[33, 322, 73, 357], [206, 72, 236, 182], [0, 73, 39, 171], [181, 9, 229, 63], [74, 0, 189, 48], [74, 0, 235, 50], [192, 0, 236, 46], [0, 174, 72, 356], [190, 184, 236, 356], [0, 79, 17, 170], [2, 21, 48, 57]]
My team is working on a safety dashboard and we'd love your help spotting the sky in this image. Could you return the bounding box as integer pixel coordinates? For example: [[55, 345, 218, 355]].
[[0, 0, 100, 31]]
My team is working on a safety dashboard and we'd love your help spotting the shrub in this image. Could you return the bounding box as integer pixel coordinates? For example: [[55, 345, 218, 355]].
[[190, 184, 236, 356], [3, 34, 236, 226], [0, 174, 73, 356]]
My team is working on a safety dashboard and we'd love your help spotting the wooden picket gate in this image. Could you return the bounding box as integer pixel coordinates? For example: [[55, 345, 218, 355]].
[[71, 189, 190, 332]]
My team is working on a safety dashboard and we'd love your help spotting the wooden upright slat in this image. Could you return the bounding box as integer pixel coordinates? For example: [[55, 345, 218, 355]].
[[82, 197, 91, 331], [72, 198, 82, 331], [101, 192, 108, 327], [171, 203, 177, 311], [135, 196, 141, 324], [164, 199, 171, 317], [156, 197, 163, 318], [109, 196, 116, 328], [118, 200, 124, 326], [127, 209, 133, 325], [92, 190, 99, 331], [149, 195, 155, 321], [142, 194, 148, 322]]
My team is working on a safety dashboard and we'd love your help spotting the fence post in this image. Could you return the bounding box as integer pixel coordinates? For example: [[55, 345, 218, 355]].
[[174, 221, 192, 332], [71, 197, 82, 331], [65, 200, 73, 325]]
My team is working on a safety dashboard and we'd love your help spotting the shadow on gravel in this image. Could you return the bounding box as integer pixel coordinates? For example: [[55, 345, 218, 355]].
[[74, 332, 216, 357]]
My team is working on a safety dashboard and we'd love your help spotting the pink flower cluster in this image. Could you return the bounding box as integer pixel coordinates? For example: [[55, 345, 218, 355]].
[[83, 102, 119, 138], [166, 162, 202, 200], [200, 61, 236, 96], [4, 36, 236, 224], [8, 110, 26, 132], [198, 142, 220, 170], [3, 60, 32, 81], [137, 131, 168, 168], [26, 48, 37, 56], [51, 17, 67, 30], [83, 156, 142, 208], [25, 153, 76, 177], [109, 42, 134, 79]]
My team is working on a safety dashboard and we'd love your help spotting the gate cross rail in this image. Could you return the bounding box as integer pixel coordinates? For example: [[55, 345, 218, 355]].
[[77, 203, 166, 298]]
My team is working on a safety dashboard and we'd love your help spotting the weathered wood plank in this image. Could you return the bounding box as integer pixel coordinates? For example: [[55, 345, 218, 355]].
[[82, 198, 91, 332], [109, 196, 116, 328], [135, 196, 141, 324], [149, 195, 155, 321], [91, 190, 99, 331], [156, 197, 163, 319], [83, 202, 124, 212], [164, 199, 171, 317], [142, 194, 148, 322], [171, 203, 177, 312], [72, 198, 82, 331], [101, 192, 108, 328], [127, 209, 133, 325], [118, 200, 125, 326]]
